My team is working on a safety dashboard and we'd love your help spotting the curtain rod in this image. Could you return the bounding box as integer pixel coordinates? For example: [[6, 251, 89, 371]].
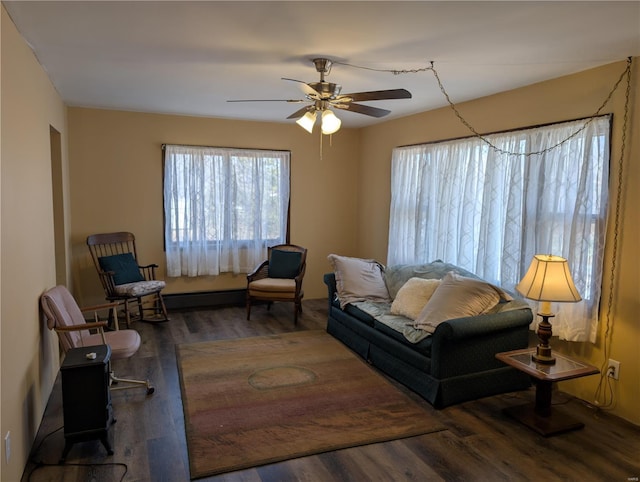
[[397, 113, 612, 149], [162, 143, 290, 153]]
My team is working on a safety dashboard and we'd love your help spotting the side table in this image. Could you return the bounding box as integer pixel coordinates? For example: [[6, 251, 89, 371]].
[[496, 348, 599, 437]]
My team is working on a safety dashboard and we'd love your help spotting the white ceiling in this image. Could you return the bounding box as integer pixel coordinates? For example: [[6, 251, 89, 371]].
[[4, 1, 640, 128]]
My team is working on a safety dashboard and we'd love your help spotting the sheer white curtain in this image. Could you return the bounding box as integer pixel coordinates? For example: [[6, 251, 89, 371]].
[[388, 116, 610, 342], [164, 145, 290, 277]]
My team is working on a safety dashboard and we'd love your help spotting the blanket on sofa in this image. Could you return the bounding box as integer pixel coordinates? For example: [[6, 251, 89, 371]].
[[352, 297, 530, 344]]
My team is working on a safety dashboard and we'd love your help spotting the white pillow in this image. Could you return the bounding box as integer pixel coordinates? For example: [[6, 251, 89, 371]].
[[390, 277, 441, 320], [414, 271, 509, 333], [328, 254, 391, 309]]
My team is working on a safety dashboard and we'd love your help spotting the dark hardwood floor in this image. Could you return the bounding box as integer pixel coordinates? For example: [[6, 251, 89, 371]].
[[22, 299, 640, 482]]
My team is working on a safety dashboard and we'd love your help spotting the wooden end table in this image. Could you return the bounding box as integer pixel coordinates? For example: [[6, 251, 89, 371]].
[[496, 348, 599, 437]]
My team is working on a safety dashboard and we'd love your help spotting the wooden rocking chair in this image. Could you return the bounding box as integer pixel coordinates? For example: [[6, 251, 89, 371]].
[[87, 232, 169, 327]]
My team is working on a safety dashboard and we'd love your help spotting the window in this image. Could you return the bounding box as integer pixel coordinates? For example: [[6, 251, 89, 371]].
[[163, 145, 290, 277], [388, 116, 610, 342]]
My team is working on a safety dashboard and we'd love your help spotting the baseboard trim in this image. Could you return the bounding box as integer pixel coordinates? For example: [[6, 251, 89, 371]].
[[164, 289, 246, 310]]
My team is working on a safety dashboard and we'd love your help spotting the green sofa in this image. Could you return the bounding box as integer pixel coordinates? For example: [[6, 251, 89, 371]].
[[324, 260, 533, 408]]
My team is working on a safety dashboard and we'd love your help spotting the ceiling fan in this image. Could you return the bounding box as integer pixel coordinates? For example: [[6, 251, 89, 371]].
[[228, 58, 412, 134]]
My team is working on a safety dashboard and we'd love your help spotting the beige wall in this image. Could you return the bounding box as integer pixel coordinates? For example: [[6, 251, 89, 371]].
[[67, 108, 361, 306], [2, 9, 638, 480], [359, 59, 639, 425], [1, 7, 69, 481]]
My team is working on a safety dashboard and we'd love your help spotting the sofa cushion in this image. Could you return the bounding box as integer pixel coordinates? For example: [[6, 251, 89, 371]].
[[390, 277, 441, 320], [414, 272, 511, 334], [352, 300, 431, 344], [343, 303, 376, 327], [327, 254, 391, 309], [373, 319, 433, 359]]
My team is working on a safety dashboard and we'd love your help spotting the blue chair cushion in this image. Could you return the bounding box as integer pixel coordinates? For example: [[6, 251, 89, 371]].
[[268, 249, 302, 279], [98, 253, 145, 285]]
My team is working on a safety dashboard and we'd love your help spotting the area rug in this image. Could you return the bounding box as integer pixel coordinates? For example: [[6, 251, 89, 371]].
[[176, 330, 445, 479]]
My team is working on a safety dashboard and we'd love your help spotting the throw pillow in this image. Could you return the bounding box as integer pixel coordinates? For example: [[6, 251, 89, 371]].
[[327, 254, 391, 309], [98, 253, 144, 285], [413, 271, 509, 333], [268, 249, 302, 279], [390, 277, 441, 320]]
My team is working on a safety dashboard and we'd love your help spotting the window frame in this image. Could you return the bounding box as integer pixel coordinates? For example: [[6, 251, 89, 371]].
[[387, 115, 611, 342], [162, 144, 291, 275]]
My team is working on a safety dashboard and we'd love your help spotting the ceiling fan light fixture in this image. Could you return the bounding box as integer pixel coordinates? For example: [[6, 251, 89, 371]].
[[296, 110, 317, 133], [321, 109, 341, 135]]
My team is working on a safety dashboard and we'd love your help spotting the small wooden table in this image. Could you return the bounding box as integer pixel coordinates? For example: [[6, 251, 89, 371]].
[[496, 348, 599, 436]]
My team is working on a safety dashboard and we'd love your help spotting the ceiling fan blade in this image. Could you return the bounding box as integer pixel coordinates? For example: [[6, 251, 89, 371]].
[[337, 88, 412, 102], [337, 103, 391, 118], [281, 78, 321, 99], [281, 77, 307, 84], [227, 99, 305, 103], [301, 84, 322, 99], [286, 106, 313, 119]]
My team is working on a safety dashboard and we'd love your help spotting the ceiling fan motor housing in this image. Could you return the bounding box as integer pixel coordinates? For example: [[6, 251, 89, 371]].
[[308, 82, 341, 99], [313, 58, 332, 74]]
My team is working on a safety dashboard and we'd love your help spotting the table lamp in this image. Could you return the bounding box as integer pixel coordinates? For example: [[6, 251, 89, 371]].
[[515, 254, 581, 365]]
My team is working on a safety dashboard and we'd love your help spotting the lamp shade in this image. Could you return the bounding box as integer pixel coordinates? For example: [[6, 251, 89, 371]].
[[296, 110, 317, 133], [321, 109, 341, 135], [516, 254, 582, 305]]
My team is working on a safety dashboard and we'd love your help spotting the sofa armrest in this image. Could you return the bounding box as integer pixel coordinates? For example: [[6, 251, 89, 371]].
[[433, 308, 533, 341], [323, 272, 337, 300], [430, 308, 533, 379]]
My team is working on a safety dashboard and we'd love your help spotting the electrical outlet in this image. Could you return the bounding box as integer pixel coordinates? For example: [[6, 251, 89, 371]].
[[4, 431, 10, 464], [607, 359, 620, 380]]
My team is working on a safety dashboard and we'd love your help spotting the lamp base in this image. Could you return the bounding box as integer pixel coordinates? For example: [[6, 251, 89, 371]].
[[532, 313, 556, 365], [532, 345, 556, 365]]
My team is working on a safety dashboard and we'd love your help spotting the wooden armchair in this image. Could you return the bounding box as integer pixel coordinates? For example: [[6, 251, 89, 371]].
[[246, 244, 307, 325]]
